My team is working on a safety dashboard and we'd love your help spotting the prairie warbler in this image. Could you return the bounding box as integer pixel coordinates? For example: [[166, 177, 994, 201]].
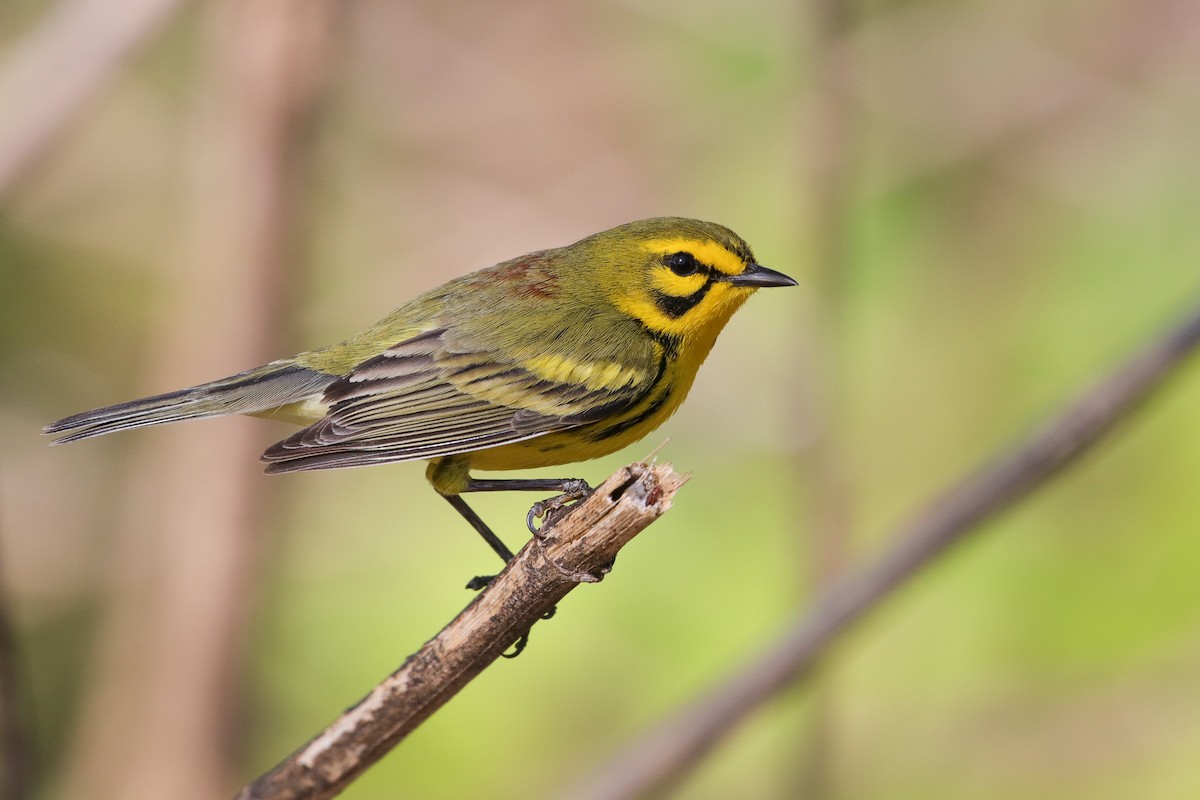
[[46, 217, 795, 571]]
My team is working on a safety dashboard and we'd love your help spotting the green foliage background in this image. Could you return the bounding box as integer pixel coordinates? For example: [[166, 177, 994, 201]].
[[3, 1, 1200, 798]]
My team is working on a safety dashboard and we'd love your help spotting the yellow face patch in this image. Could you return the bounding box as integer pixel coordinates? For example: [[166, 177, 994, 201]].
[[649, 268, 707, 297], [639, 238, 747, 276], [614, 282, 748, 341]]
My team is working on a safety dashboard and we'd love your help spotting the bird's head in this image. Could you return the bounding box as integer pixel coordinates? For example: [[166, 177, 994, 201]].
[[573, 217, 796, 345]]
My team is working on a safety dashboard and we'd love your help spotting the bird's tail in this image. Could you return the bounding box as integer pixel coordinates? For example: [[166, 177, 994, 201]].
[[43, 361, 337, 444]]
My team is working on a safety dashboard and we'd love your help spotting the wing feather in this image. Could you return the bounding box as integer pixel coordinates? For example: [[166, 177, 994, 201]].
[[261, 326, 659, 473]]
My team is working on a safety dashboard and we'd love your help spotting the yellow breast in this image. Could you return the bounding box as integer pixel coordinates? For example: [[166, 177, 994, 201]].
[[465, 349, 698, 472]]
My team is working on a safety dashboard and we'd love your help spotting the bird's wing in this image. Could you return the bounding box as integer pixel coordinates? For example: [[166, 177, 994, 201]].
[[261, 326, 662, 472]]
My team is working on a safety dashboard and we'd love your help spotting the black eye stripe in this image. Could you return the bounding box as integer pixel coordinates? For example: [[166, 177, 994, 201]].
[[652, 273, 716, 319]]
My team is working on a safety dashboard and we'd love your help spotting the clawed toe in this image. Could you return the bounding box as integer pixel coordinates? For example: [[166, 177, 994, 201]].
[[465, 574, 495, 591], [525, 480, 594, 535], [501, 604, 557, 659]]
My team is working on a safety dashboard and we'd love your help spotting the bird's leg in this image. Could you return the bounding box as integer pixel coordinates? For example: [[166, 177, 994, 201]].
[[462, 477, 592, 493], [446, 478, 592, 658], [442, 494, 514, 588], [442, 493, 537, 657], [462, 477, 593, 534]]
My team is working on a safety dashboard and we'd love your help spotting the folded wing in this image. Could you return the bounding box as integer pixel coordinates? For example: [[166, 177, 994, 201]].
[[261, 327, 658, 472]]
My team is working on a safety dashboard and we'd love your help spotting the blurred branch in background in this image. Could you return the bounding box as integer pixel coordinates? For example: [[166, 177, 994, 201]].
[[237, 463, 684, 800], [563, 295, 1200, 800], [795, 0, 859, 794], [0, 0, 187, 198], [54, 2, 341, 799], [0, 505, 31, 800]]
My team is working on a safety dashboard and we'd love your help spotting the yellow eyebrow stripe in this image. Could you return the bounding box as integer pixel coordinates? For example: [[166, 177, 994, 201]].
[[640, 238, 746, 276]]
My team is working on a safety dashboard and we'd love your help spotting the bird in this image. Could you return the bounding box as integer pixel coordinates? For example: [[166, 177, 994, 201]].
[[45, 217, 796, 576]]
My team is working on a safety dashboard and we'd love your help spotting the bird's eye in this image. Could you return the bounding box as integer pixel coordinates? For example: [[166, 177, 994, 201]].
[[666, 252, 700, 276]]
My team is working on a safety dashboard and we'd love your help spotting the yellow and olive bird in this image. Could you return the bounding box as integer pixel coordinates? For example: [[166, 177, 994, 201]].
[[45, 217, 795, 570]]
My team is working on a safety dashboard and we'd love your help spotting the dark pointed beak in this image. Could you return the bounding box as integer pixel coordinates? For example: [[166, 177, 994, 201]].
[[728, 263, 798, 288]]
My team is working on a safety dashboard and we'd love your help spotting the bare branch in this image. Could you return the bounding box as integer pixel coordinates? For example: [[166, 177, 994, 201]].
[[235, 462, 686, 800], [0, 0, 187, 197], [562, 297, 1200, 800]]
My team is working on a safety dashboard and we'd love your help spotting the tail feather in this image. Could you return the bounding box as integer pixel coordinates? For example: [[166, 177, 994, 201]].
[[44, 362, 337, 444]]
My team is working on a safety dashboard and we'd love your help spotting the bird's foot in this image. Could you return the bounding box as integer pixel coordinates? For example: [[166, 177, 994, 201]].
[[465, 574, 495, 591], [526, 479, 593, 535], [501, 606, 557, 659]]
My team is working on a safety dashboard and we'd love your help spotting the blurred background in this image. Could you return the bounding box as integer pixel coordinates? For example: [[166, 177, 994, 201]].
[[3, 0, 1200, 798]]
